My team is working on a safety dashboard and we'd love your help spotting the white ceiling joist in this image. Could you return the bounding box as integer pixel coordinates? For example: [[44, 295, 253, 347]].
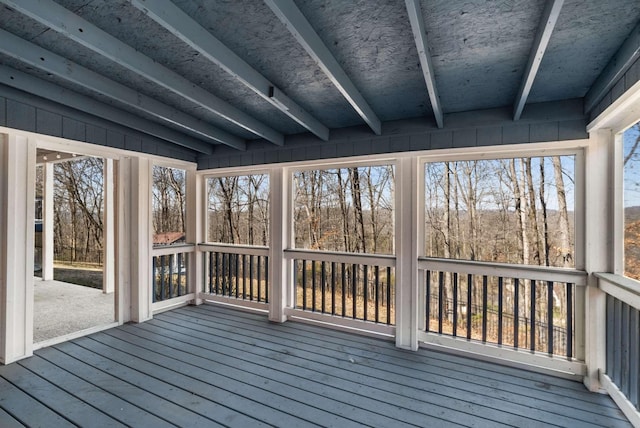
[[131, 0, 329, 142], [0, 65, 215, 154], [585, 20, 640, 114], [513, 0, 564, 121], [1, 0, 284, 146], [405, 0, 443, 129], [264, 0, 382, 135], [0, 29, 246, 151]]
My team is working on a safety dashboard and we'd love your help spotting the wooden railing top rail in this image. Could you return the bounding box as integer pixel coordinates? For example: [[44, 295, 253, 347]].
[[198, 243, 269, 256], [284, 249, 396, 267], [418, 257, 588, 285], [596, 272, 640, 311], [151, 243, 196, 257]]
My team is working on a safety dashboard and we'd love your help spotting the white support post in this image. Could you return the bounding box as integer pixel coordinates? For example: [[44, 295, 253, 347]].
[[41, 162, 54, 281], [395, 157, 419, 350], [130, 157, 152, 323], [115, 158, 131, 323], [102, 158, 115, 294], [0, 133, 36, 364], [187, 169, 203, 305], [583, 129, 612, 391], [268, 167, 288, 322]]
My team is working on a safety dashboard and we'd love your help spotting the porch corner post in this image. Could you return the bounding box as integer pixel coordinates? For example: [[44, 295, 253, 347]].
[[187, 168, 203, 305], [102, 158, 115, 294], [41, 162, 54, 281], [0, 133, 36, 364], [268, 167, 288, 323], [583, 128, 612, 391], [395, 156, 419, 351], [130, 156, 152, 323]]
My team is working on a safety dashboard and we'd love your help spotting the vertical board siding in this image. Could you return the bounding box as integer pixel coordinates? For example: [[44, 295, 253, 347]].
[[6, 99, 36, 132], [590, 56, 640, 121], [36, 109, 63, 137]]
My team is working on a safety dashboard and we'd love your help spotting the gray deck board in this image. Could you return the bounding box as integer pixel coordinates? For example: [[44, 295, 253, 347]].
[[0, 303, 632, 428]]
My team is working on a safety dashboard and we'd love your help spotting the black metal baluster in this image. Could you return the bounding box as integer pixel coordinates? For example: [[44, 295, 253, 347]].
[[363, 265, 368, 321], [242, 254, 247, 300], [215, 252, 220, 294], [498, 276, 503, 345], [264, 256, 268, 303], [177, 253, 183, 296], [453, 272, 458, 337], [387, 266, 392, 325], [341, 263, 346, 317], [312, 260, 317, 312], [375, 265, 380, 323], [302, 260, 307, 309], [321, 261, 326, 313], [352, 264, 357, 319], [466, 274, 472, 340], [426, 270, 431, 331], [169, 254, 174, 299], [257, 255, 262, 302], [567, 282, 573, 358], [482, 275, 488, 343], [235, 253, 240, 298], [514, 278, 520, 349], [331, 262, 336, 315], [438, 271, 444, 334], [249, 255, 254, 301], [530, 279, 536, 352], [152, 256, 157, 303], [547, 281, 554, 355], [161, 255, 166, 301]]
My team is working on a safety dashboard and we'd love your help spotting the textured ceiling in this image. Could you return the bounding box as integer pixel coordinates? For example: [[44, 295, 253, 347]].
[[0, 0, 638, 155]]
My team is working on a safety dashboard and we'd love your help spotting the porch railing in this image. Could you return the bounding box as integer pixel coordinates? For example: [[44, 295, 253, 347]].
[[200, 243, 269, 306], [418, 257, 587, 361], [597, 273, 640, 420], [151, 244, 195, 304], [286, 249, 396, 326]]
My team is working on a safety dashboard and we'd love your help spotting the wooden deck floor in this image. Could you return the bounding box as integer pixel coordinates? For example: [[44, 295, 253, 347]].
[[0, 303, 631, 427]]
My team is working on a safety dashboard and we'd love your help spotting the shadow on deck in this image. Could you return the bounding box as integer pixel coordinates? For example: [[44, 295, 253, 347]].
[[0, 303, 631, 427]]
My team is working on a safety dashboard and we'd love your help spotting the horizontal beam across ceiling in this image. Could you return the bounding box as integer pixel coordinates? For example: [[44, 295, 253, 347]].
[[131, 0, 329, 142], [1, 0, 284, 145], [264, 0, 382, 136], [0, 65, 215, 154], [0, 29, 245, 151], [513, 0, 564, 121], [405, 0, 443, 128]]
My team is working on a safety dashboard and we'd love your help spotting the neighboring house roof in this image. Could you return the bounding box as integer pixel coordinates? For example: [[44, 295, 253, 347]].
[[153, 232, 185, 246]]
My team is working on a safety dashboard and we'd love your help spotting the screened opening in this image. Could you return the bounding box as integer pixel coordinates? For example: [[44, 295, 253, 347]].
[[623, 120, 640, 281]]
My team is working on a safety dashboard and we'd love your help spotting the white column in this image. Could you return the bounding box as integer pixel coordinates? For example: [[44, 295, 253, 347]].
[[41, 162, 54, 281], [102, 158, 115, 294], [583, 129, 612, 391], [395, 156, 419, 351], [116, 158, 131, 323], [268, 167, 289, 322], [0, 133, 36, 364], [187, 168, 203, 304], [130, 157, 153, 323]]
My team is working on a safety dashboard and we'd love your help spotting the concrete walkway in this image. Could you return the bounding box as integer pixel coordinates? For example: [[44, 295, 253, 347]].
[[33, 279, 114, 343]]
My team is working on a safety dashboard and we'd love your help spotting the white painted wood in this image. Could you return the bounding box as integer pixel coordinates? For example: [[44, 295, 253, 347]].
[[102, 158, 115, 294], [418, 257, 588, 285], [395, 157, 419, 350], [583, 129, 613, 391], [151, 244, 196, 257], [2, 0, 283, 146], [32, 321, 118, 351], [0, 133, 36, 364], [151, 293, 196, 314], [186, 169, 203, 305], [268, 167, 287, 322], [284, 308, 396, 338], [283, 248, 396, 267], [513, 0, 564, 120], [0, 30, 237, 151], [0, 65, 216, 154], [130, 0, 328, 142], [41, 162, 54, 281], [600, 373, 640, 427], [585, 20, 640, 114], [597, 273, 640, 311], [418, 332, 586, 381], [116, 158, 132, 324], [130, 157, 153, 323], [404, 0, 443, 128], [587, 79, 640, 134], [264, 0, 382, 135], [198, 243, 269, 257], [614, 132, 625, 275], [200, 293, 269, 312]]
